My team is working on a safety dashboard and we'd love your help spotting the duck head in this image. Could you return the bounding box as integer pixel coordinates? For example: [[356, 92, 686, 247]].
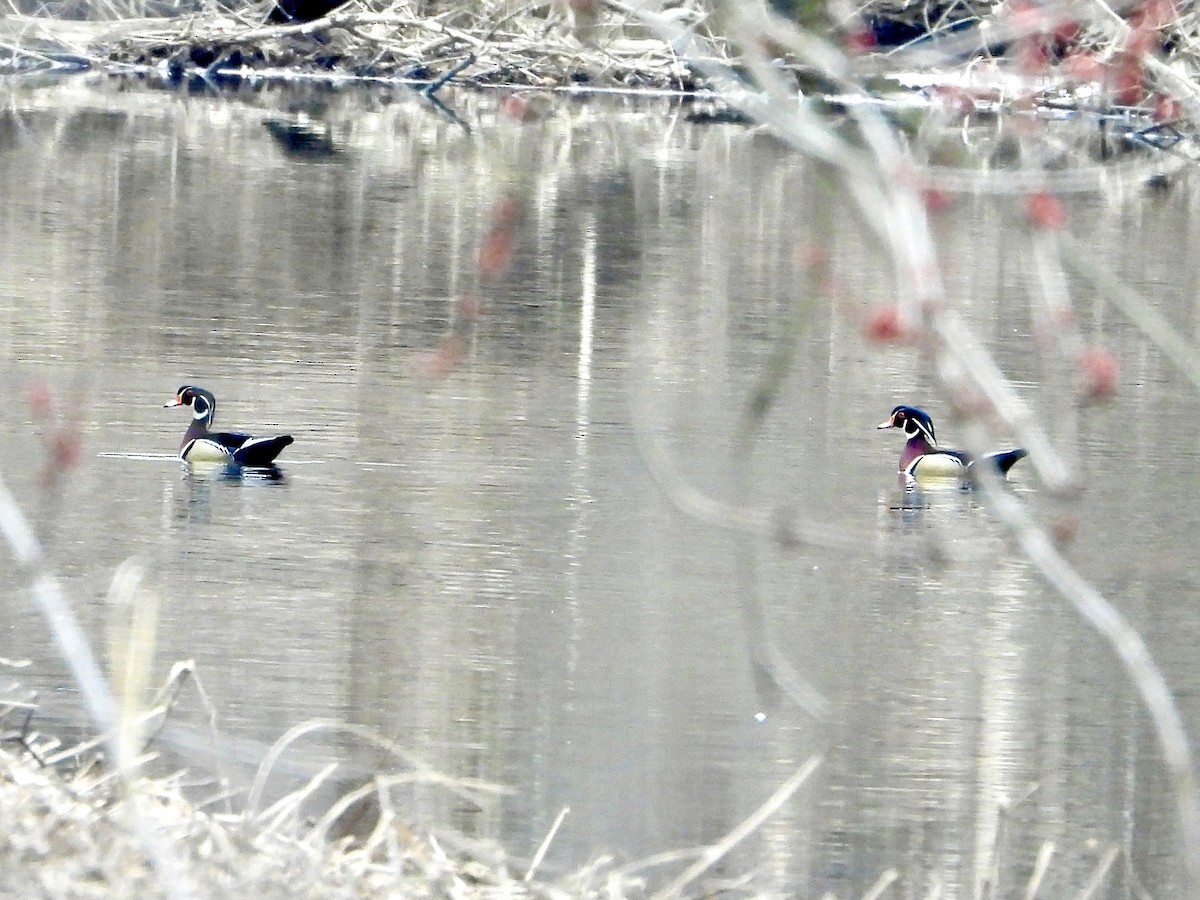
[[165, 385, 216, 427], [877, 405, 937, 447], [878, 405, 941, 473]]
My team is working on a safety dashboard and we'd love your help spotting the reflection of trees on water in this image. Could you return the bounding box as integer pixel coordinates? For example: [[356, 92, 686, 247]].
[[4, 73, 1200, 895]]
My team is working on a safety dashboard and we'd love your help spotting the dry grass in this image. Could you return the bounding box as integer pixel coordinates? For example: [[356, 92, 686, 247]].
[[0, 682, 610, 898], [0, 0, 1196, 119], [0, 0, 1196, 123], [0, 0, 720, 89], [0, 750, 522, 898], [0, 661, 818, 899]]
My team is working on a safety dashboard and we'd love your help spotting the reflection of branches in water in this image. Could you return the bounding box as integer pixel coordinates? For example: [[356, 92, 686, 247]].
[[626, 0, 1200, 889]]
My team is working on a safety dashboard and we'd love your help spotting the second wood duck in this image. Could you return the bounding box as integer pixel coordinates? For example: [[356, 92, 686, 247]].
[[165, 385, 293, 466], [878, 405, 1026, 483]]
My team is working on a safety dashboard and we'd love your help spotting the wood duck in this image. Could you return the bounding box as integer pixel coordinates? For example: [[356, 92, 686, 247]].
[[877, 405, 1026, 483], [165, 385, 293, 466]]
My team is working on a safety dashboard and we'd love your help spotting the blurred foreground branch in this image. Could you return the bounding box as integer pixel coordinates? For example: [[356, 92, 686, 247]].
[[622, 0, 1200, 888]]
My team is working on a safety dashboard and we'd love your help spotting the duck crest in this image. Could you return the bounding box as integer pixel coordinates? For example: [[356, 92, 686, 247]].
[[173, 386, 216, 452], [189, 390, 214, 423]]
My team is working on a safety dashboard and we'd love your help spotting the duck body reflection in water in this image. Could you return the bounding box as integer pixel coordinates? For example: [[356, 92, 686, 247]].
[[173, 459, 287, 524]]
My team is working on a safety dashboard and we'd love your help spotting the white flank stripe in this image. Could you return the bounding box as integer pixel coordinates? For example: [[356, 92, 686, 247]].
[[97, 453, 181, 461]]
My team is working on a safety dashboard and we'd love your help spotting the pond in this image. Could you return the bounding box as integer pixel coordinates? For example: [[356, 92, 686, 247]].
[[1, 74, 1199, 897]]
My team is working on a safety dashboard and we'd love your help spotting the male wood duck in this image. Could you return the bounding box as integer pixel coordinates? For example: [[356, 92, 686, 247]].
[[165, 385, 293, 466], [877, 405, 1026, 483]]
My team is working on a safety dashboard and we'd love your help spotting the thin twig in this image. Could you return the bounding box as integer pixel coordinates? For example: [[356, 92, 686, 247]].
[[423, 52, 475, 96], [649, 755, 822, 900], [1075, 845, 1120, 900], [863, 869, 900, 900], [1024, 841, 1055, 900], [524, 806, 570, 882]]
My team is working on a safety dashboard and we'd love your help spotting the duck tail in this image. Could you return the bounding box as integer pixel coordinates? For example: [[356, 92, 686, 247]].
[[986, 448, 1028, 475], [233, 435, 294, 467]]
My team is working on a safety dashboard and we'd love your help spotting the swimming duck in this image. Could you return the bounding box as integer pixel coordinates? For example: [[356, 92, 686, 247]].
[[165, 385, 293, 466], [877, 405, 1026, 483]]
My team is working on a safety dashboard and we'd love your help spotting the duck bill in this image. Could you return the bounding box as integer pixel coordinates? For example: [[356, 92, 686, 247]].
[[876, 418, 895, 430], [164, 396, 183, 408]]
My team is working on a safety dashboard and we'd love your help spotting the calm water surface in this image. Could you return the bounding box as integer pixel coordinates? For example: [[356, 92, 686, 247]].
[[2, 76, 1200, 897]]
